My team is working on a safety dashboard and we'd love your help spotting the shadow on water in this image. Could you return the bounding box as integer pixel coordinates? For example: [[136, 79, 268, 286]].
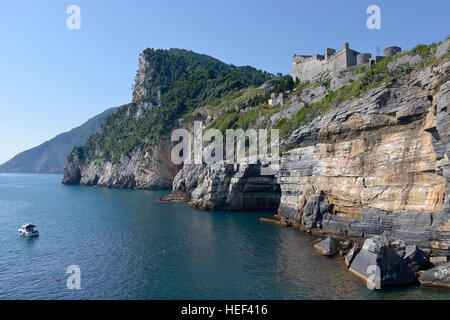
[[18, 235, 40, 247]]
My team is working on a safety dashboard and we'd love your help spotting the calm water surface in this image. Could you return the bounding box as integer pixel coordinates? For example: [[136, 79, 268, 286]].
[[0, 174, 449, 300]]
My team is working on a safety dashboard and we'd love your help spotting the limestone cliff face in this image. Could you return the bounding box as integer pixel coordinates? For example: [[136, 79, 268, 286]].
[[62, 48, 273, 190], [62, 136, 179, 189], [62, 49, 179, 189], [278, 62, 449, 253], [172, 162, 280, 211], [132, 51, 161, 105], [172, 62, 450, 254]]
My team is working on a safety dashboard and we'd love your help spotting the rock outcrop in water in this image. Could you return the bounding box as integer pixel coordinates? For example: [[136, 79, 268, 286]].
[[172, 161, 280, 211], [391, 239, 429, 272], [345, 243, 362, 267], [348, 237, 417, 289], [313, 236, 341, 256], [419, 262, 450, 288]]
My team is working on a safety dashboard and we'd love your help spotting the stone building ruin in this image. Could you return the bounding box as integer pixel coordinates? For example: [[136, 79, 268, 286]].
[[292, 42, 402, 83]]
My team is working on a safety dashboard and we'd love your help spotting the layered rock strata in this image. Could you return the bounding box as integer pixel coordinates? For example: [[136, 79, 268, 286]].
[[277, 62, 450, 254], [173, 162, 280, 211], [173, 62, 450, 254], [63, 137, 179, 189]]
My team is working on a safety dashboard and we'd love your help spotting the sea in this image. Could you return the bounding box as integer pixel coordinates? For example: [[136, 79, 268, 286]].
[[0, 174, 449, 300]]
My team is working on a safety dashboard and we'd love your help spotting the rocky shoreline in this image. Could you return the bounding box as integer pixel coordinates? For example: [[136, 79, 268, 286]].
[[62, 39, 450, 290], [310, 233, 448, 289], [160, 60, 450, 260], [158, 56, 450, 290], [257, 215, 450, 289], [157, 191, 191, 203]]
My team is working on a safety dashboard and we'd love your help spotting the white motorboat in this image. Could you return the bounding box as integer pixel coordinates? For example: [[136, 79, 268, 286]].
[[18, 224, 39, 237]]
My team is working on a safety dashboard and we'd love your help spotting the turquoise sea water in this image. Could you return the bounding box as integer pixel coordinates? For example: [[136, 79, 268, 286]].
[[0, 174, 449, 300]]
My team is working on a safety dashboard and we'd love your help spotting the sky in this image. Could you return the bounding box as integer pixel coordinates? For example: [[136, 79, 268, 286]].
[[0, 0, 449, 164]]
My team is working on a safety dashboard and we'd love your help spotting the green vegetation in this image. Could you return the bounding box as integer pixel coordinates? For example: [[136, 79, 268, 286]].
[[410, 44, 432, 59], [350, 64, 369, 76], [274, 82, 361, 139], [208, 101, 284, 132], [201, 41, 449, 151], [69, 41, 449, 166], [275, 41, 449, 143], [295, 80, 318, 92], [271, 75, 295, 93], [70, 48, 274, 165]]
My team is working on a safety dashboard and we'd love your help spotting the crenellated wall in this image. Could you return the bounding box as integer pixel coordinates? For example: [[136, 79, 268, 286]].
[[292, 42, 389, 83]]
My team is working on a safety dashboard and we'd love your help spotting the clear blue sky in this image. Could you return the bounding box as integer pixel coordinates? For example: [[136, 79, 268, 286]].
[[0, 0, 448, 164]]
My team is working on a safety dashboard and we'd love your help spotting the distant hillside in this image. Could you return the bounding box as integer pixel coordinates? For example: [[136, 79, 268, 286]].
[[0, 107, 119, 173]]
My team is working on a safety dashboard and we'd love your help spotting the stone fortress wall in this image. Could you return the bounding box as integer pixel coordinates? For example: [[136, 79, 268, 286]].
[[292, 42, 401, 83]]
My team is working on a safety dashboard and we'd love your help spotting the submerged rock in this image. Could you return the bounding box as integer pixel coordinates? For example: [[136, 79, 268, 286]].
[[157, 191, 190, 202], [419, 262, 450, 289], [348, 237, 416, 289], [313, 236, 341, 256], [259, 215, 283, 227]]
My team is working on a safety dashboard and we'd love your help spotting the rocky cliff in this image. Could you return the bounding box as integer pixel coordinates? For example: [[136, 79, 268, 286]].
[[62, 48, 273, 189], [169, 41, 450, 255], [62, 136, 179, 189], [171, 162, 280, 211], [276, 61, 449, 254], [62, 39, 450, 255]]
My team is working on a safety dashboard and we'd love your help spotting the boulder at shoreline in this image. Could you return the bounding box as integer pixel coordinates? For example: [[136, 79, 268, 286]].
[[348, 237, 416, 289]]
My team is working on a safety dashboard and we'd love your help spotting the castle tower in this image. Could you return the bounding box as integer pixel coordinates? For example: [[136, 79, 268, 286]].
[[325, 48, 336, 59], [357, 53, 372, 65]]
